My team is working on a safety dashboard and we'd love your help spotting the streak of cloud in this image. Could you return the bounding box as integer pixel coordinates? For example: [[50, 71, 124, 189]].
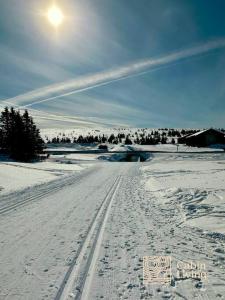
[[3, 38, 225, 108], [2, 100, 129, 127]]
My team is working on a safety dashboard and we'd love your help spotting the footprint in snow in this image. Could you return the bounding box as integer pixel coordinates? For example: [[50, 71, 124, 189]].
[[214, 248, 225, 254]]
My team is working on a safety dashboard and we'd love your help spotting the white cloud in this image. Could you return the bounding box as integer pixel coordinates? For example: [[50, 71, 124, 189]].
[[3, 38, 225, 109]]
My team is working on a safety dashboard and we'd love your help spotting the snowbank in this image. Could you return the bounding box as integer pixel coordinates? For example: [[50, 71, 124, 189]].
[[0, 158, 91, 195], [0, 164, 57, 195]]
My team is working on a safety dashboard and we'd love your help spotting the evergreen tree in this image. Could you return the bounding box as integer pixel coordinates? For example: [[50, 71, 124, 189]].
[[108, 134, 115, 144], [0, 107, 10, 149], [124, 135, 132, 145], [0, 107, 44, 161]]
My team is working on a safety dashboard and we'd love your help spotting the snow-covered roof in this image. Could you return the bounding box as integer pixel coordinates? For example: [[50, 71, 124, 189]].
[[186, 128, 225, 138]]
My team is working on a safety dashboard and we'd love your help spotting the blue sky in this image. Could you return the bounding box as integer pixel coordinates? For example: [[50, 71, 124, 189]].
[[1, 0, 225, 128]]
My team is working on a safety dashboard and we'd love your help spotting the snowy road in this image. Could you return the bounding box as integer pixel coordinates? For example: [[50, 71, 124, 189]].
[[0, 157, 225, 300]]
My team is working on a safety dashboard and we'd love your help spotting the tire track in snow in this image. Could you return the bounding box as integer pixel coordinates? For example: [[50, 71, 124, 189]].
[[55, 175, 122, 300]]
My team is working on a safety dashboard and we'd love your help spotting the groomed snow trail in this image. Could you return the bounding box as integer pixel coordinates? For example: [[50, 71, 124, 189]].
[[0, 156, 225, 300], [55, 176, 122, 300], [0, 162, 135, 300]]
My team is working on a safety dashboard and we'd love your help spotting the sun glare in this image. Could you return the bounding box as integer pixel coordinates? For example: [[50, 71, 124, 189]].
[[47, 5, 64, 27]]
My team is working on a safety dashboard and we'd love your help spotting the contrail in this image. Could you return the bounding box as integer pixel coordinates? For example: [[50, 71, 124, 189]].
[[2, 100, 114, 127], [4, 38, 225, 108]]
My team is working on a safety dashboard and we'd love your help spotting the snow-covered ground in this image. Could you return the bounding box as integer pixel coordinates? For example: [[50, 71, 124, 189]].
[[142, 153, 225, 234], [45, 143, 224, 155], [0, 152, 224, 299], [132, 143, 224, 152], [0, 156, 92, 195]]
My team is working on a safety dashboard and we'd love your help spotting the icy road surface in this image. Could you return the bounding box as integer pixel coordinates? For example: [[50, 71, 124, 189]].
[[0, 154, 225, 300]]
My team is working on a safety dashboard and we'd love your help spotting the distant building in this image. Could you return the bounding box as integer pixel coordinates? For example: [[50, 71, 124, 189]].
[[178, 128, 225, 147], [178, 133, 193, 144]]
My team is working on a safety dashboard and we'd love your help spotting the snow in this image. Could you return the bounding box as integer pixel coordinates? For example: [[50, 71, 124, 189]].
[[64, 154, 97, 161], [132, 143, 224, 152], [0, 163, 57, 195], [46, 141, 224, 154], [142, 153, 225, 234], [0, 157, 91, 195], [0, 152, 225, 299]]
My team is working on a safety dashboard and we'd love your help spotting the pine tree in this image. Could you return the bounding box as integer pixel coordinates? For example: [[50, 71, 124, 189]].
[[0, 107, 10, 150], [124, 135, 132, 145], [0, 107, 44, 161]]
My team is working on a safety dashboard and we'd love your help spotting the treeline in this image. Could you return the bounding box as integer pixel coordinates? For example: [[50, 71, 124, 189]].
[[0, 107, 44, 161], [46, 127, 225, 146], [46, 128, 201, 145], [47, 132, 172, 145]]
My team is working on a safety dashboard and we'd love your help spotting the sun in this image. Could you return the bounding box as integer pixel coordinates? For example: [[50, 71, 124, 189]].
[[47, 5, 64, 27]]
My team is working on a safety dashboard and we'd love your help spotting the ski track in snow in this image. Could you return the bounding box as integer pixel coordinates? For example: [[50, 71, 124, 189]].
[[0, 154, 225, 300], [55, 175, 122, 300]]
